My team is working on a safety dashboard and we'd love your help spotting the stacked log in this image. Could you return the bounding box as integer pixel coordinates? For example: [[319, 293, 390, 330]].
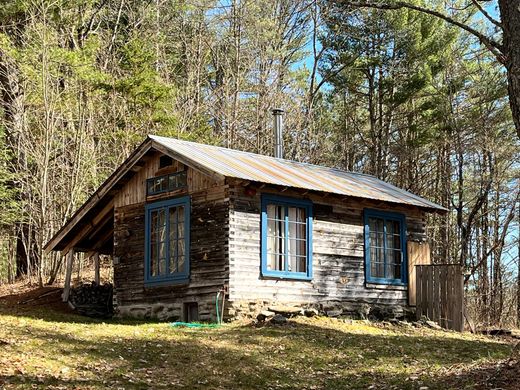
[[69, 282, 114, 318]]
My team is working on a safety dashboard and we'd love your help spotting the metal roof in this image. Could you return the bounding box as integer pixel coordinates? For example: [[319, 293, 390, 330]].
[[150, 135, 446, 212]]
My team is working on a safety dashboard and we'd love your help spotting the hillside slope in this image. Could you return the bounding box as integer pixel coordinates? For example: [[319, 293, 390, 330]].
[[0, 287, 518, 389]]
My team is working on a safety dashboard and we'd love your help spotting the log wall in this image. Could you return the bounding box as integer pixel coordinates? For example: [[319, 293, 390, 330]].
[[227, 182, 427, 319], [113, 154, 228, 321]]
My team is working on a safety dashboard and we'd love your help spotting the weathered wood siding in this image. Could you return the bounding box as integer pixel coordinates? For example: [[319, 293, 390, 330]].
[[228, 182, 427, 316], [113, 153, 228, 321], [407, 241, 432, 306], [114, 152, 222, 208]]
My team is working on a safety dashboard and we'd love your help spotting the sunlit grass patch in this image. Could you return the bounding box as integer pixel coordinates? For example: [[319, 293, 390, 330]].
[[0, 304, 516, 389]]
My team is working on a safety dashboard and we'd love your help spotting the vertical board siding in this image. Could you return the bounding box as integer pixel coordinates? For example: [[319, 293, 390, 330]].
[[407, 242, 432, 306], [228, 183, 427, 309], [115, 152, 223, 208], [415, 264, 464, 331]]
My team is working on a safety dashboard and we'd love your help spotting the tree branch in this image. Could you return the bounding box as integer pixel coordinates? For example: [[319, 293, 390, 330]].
[[338, 1, 505, 63], [470, 0, 502, 29], [464, 195, 517, 283]]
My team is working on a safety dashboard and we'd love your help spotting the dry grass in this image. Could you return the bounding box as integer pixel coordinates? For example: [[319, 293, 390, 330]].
[[0, 286, 518, 389]]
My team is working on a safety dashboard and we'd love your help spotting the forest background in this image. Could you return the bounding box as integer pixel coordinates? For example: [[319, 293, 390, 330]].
[[0, 0, 518, 328]]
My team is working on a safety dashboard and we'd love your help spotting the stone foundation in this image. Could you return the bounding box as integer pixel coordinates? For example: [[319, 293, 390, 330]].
[[115, 299, 218, 322], [226, 300, 415, 322], [114, 298, 414, 323]]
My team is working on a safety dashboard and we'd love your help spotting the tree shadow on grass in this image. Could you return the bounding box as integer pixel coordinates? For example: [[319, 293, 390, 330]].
[[0, 287, 155, 326], [0, 309, 516, 390]]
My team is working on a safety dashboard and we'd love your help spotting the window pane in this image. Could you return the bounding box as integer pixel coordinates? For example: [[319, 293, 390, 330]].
[[169, 208, 177, 240], [386, 234, 395, 249], [289, 241, 306, 272], [376, 262, 385, 278], [177, 205, 185, 224], [371, 242, 384, 263], [370, 247, 385, 278], [369, 217, 377, 232], [288, 207, 306, 222], [376, 218, 384, 233], [267, 204, 283, 219], [377, 232, 384, 248], [394, 254, 402, 279], [158, 241, 166, 270], [168, 175, 176, 190], [392, 233, 401, 250], [267, 252, 284, 271], [169, 239, 177, 273], [158, 210, 166, 240], [386, 220, 401, 251], [386, 250, 395, 279], [267, 204, 286, 271], [151, 211, 158, 242], [178, 255, 185, 273], [178, 171, 187, 187], [178, 238, 185, 257], [150, 240, 157, 277], [386, 220, 394, 236], [392, 221, 400, 236], [158, 177, 166, 192], [372, 261, 384, 278], [370, 256, 376, 277], [289, 254, 307, 273]]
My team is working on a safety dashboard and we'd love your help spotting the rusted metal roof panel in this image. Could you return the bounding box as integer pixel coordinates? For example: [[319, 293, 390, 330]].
[[150, 135, 446, 212]]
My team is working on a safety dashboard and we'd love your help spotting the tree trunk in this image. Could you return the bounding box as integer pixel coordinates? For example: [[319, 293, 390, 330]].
[[517, 197, 520, 327], [499, 0, 520, 139]]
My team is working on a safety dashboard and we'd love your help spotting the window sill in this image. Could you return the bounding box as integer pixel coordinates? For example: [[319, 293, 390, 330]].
[[261, 272, 312, 281], [365, 282, 407, 291]]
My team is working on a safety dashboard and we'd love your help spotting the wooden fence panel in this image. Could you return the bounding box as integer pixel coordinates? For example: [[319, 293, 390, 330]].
[[415, 264, 464, 332], [408, 242, 432, 306]]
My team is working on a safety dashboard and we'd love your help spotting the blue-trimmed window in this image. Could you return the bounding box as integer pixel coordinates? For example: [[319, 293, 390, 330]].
[[261, 194, 313, 280], [145, 196, 190, 285], [364, 209, 407, 285]]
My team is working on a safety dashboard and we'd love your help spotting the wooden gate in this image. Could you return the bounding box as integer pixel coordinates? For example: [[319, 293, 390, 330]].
[[415, 264, 464, 332]]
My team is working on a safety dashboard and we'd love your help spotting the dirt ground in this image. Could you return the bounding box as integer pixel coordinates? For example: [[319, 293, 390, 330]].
[[0, 282, 72, 314]]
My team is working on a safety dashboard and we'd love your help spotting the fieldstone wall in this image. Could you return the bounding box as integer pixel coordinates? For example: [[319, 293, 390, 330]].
[[115, 297, 217, 321], [226, 300, 415, 322]]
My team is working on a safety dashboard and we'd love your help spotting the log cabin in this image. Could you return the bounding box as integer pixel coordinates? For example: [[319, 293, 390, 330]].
[[44, 132, 446, 322]]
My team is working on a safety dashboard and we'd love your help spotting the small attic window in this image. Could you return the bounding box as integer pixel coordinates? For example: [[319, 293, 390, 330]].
[[147, 171, 187, 195], [159, 155, 173, 169]]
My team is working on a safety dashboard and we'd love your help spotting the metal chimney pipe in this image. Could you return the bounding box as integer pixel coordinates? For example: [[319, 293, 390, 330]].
[[272, 108, 284, 159]]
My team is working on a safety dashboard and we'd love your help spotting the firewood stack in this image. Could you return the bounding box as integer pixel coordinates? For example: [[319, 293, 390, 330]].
[[69, 282, 114, 318]]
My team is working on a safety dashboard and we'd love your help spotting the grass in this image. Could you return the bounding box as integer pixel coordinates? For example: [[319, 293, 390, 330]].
[[0, 295, 518, 389]]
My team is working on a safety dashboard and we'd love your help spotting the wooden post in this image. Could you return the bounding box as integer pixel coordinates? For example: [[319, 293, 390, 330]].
[[62, 249, 75, 302], [94, 253, 100, 285]]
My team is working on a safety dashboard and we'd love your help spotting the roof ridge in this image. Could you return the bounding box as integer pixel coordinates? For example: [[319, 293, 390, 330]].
[[148, 134, 377, 179]]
